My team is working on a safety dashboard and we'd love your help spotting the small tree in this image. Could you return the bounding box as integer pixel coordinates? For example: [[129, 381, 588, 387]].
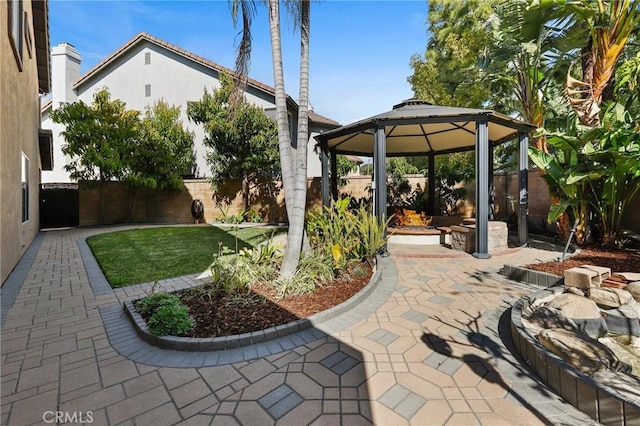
[[187, 73, 280, 214], [433, 153, 475, 215], [50, 89, 139, 224], [124, 100, 195, 219]]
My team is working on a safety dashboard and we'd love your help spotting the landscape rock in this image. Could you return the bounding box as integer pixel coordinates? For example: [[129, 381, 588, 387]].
[[526, 306, 579, 332], [545, 293, 608, 337], [565, 287, 586, 297], [626, 282, 640, 303], [546, 293, 601, 319], [601, 305, 640, 337], [537, 328, 630, 374], [588, 287, 633, 309], [619, 273, 640, 282]]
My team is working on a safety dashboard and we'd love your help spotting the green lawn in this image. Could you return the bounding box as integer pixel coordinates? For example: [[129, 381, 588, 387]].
[[86, 225, 274, 288]]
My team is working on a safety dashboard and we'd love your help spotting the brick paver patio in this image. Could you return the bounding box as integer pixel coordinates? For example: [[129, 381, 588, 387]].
[[1, 226, 597, 425]]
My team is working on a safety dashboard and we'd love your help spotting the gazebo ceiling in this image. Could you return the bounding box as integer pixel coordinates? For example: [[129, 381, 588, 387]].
[[315, 99, 536, 156]]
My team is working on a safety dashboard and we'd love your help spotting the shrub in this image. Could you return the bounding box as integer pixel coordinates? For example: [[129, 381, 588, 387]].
[[147, 303, 195, 336], [307, 197, 389, 268], [272, 254, 334, 298], [209, 238, 281, 293], [136, 293, 181, 317]]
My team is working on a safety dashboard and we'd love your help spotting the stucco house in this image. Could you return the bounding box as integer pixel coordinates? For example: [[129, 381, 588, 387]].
[[41, 33, 340, 184], [1, 0, 51, 284]]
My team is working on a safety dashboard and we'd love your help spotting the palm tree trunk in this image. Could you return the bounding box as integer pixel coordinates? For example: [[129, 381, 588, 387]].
[[268, 0, 303, 278], [294, 0, 312, 257], [241, 173, 249, 212]]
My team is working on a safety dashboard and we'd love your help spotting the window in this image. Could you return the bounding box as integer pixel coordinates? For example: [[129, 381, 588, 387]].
[[24, 11, 32, 58], [8, 0, 24, 69], [145, 52, 151, 65], [21, 153, 29, 222], [145, 84, 151, 97]]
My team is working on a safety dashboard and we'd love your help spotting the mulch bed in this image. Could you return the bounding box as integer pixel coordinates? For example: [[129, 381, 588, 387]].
[[179, 263, 373, 338], [525, 247, 640, 276]]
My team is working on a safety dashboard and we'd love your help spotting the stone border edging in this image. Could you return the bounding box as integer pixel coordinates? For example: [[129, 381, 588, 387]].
[[511, 288, 640, 424], [1, 232, 45, 327], [123, 257, 384, 352], [502, 264, 563, 288]]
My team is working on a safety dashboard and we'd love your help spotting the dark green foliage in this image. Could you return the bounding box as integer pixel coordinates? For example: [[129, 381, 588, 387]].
[[187, 73, 280, 211], [433, 153, 475, 215], [408, 0, 500, 109], [125, 100, 195, 190], [50, 89, 196, 223], [146, 303, 195, 337], [50, 89, 139, 183], [136, 293, 181, 317]]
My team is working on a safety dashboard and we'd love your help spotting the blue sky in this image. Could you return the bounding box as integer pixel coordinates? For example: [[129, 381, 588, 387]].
[[49, 1, 429, 124]]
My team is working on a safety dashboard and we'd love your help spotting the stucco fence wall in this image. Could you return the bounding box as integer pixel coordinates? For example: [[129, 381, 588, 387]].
[[78, 170, 640, 235]]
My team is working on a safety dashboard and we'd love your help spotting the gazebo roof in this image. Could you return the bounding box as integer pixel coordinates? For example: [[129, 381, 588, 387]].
[[315, 99, 536, 156]]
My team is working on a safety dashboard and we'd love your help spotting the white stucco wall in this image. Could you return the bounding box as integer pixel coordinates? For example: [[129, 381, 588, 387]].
[[42, 39, 330, 183]]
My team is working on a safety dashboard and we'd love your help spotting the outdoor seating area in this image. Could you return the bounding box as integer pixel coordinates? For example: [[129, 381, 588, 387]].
[[386, 209, 509, 254]]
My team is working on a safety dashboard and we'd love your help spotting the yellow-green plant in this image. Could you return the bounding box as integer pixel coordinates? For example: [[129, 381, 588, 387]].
[[307, 197, 389, 268]]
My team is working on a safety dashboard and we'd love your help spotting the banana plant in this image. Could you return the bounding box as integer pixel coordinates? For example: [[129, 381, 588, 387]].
[[530, 102, 640, 246]]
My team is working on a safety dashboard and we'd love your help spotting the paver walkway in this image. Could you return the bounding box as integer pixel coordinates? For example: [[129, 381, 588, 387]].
[[1, 226, 596, 425]]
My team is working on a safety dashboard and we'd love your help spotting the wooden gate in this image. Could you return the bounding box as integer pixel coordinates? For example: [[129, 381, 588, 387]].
[[40, 183, 79, 229]]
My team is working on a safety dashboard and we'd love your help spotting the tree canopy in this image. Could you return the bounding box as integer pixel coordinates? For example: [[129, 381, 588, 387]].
[[187, 73, 280, 211], [126, 100, 195, 191], [51, 89, 139, 183], [50, 89, 195, 223]]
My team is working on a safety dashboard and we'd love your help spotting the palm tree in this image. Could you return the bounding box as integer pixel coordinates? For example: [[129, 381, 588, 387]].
[[484, 0, 563, 153], [534, 0, 640, 126], [230, 0, 310, 278]]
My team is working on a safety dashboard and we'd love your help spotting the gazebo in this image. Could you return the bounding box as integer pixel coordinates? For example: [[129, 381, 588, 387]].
[[314, 99, 536, 259]]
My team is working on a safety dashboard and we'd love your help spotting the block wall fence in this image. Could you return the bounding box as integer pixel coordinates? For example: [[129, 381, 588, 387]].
[[78, 169, 640, 235]]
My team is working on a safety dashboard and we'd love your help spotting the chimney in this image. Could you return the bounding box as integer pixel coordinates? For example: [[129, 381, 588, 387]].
[[51, 42, 81, 107]]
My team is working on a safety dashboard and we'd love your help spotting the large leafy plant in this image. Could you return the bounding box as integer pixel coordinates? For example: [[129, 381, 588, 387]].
[[530, 103, 640, 246]]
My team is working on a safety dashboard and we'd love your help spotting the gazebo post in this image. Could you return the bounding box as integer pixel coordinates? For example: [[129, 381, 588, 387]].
[[330, 149, 338, 202], [373, 125, 387, 229], [428, 153, 435, 215], [474, 120, 491, 259], [321, 142, 330, 207], [518, 132, 529, 246], [489, 146, 494, 220]]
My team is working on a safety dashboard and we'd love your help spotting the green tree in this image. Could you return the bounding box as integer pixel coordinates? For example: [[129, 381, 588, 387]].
[[187, 73, 280, 212], [483, 0, 560, 152], [50, 88, 139, 224], [125, 100, 195, 218], [386, 158, 419, 207], [408, 0, 501, 108]]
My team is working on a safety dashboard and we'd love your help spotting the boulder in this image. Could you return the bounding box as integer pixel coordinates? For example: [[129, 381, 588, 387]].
[[526, 306, 579, 332], [546, 293, 608, 338], [619, 273, 640, 282], [588, 287, 633, 309], [627, 281, 640, 303], [565, 287, 586, 297], [546, 293, 601, 319], [601, 305, 640, 337], [537, 328, 630, 374]]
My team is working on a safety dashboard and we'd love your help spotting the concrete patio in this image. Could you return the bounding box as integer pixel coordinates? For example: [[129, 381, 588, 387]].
[[1, 226, 596, 425]]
